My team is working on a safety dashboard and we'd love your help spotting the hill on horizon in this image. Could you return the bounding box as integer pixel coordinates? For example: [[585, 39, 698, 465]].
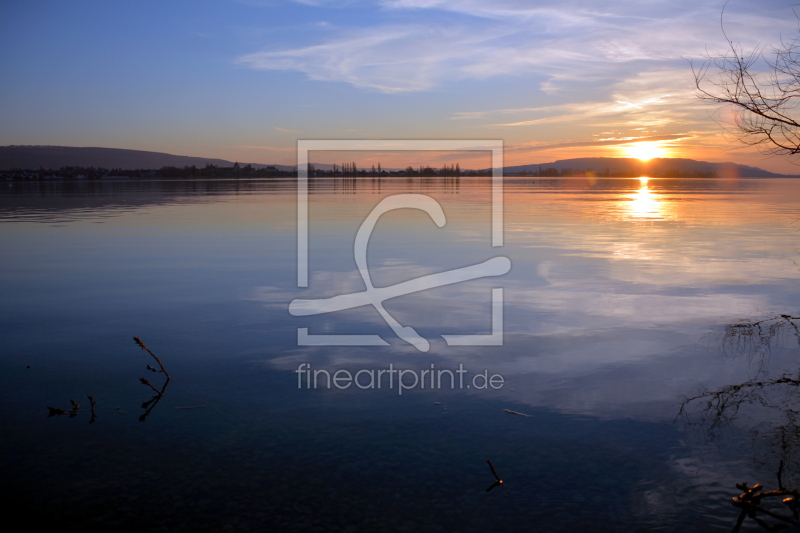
[[503, 157, 784, 177], [0, 146, 789, 178], [0, 145, 296, 172]]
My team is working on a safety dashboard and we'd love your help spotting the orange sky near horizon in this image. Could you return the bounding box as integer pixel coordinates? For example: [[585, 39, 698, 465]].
[[4, 1, 800, 176], [303, 138, 792, 174]]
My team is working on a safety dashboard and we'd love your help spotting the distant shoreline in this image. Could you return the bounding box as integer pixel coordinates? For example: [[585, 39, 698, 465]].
[[2, 170, 798, 181], [0, 147, 789, 178]]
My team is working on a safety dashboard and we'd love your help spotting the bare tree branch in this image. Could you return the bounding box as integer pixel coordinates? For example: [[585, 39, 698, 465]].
[[693, 4, 800, 159]]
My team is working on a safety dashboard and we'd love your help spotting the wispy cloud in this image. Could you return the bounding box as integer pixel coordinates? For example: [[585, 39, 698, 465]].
[[506, 134, 692, 153], [236, 1, 794, 93], [236, 24, 513, 92], [226, 0, 800, 170], [445, 69, 700, 139]]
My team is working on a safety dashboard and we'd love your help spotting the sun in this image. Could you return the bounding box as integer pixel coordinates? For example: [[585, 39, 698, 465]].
[[624, 142, 667, 161]]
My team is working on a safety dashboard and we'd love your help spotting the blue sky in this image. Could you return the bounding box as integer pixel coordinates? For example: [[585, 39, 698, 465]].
[[1, 0, 797, 172]]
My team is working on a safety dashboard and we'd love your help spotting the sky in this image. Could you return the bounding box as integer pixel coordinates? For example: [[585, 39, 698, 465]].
[[1, 0, 799, 173]]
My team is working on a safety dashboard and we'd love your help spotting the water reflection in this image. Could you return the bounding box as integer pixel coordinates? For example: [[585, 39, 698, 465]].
[[722, 314, 800, 373], [4, 177, 800, 531], [680, 313, 800, 530], [627, 177, 665, 220]]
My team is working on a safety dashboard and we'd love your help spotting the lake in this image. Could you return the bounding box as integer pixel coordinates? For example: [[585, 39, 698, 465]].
[[2, 176, 800, 532]]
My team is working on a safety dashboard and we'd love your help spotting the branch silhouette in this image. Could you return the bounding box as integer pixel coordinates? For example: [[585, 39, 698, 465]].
[[692, 2, 800, 159], [133, 337, 171, 422]]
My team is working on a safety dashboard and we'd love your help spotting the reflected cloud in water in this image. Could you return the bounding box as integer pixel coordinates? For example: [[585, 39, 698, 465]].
[[5, 176, 800, 530], [247, 177, 800, 422]]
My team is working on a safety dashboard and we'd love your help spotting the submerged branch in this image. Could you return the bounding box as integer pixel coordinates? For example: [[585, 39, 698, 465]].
[[133, 337, 171, 422], [134, 336, 171, 379]]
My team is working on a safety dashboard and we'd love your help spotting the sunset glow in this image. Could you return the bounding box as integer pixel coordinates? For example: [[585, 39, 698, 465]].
[[623, 142, 668, 162], [1, 1, 796, 174], [5, 2, 800, 533]]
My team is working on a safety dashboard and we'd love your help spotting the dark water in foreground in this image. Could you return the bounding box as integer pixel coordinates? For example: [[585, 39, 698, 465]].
[[2, 177, 800, 531]]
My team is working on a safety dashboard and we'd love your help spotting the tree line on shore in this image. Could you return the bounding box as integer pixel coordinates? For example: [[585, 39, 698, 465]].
[[0, 162, 481, 180], [0, 163, 294, 180], [0, 162, 725, 181], [308, 162, 476, 177]]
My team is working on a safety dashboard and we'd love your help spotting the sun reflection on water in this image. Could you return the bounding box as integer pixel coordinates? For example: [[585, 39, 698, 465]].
[[627, 177, 665, 220]]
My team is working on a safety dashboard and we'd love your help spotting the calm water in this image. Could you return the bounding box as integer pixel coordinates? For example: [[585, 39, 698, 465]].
[[2, 177, 800, 532]]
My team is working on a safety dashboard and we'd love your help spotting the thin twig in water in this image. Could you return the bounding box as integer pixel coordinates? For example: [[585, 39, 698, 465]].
[[47, 399, 80, 418], [140, 378, 169, 422], [134, 337, 171, 422], [87, 395, 97, 424], [139, 377, 164, 396], [133, 337, 170, 379], [732, 482, 800, 532], [486, 460, 504, 492]]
